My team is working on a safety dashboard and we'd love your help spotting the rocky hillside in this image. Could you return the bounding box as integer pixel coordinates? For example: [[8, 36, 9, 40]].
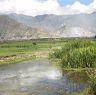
[[9, 13, 96, 37], [0, 15, 50, 41], [0, 12, 96, 41]]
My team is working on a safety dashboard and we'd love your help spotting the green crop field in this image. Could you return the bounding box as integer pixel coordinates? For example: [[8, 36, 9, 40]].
[[0, 38, 67, 64], [0, 38, 96, 66]]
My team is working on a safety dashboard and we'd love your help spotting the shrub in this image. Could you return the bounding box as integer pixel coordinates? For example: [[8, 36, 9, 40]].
[[50, 39, 96, 68], [49, 49, 62, 59], [61, 47, 96, 68], [33, 42, 37, 45]]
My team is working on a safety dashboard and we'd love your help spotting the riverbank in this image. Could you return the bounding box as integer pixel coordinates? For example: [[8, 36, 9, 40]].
[[0, 39, 66, 65], [49, 38, 96, 95], [0, 38, 95, 65], [0, 50, 49, 65]]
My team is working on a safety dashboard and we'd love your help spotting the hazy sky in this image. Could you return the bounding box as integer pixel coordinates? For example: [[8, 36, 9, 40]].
[[0, 0, 96, 16]]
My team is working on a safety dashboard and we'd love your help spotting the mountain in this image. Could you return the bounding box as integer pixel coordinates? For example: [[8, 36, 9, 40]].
[[8, 13, 96, 37], [0, 15, 51, 41], [0, 12, 96, 41]]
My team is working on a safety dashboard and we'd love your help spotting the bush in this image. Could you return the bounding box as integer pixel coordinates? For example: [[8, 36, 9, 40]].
[[33, 42, 37, 45], [50, 39, 96, 68], [49, 49, 62, 59], [61, 47, 96, 68]]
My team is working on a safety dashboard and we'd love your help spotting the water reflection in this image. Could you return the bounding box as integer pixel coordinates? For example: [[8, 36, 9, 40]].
[[0, 59, 88, 95], [45, 69, 62, 80]]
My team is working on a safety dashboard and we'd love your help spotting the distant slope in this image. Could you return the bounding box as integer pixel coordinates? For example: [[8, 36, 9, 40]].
[[0, 15, 50, 41], [9, 13, 96, 37], [57, 25, 94, 37]]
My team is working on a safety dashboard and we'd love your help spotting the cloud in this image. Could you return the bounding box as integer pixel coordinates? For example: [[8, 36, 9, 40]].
[[67, 0, 96, 14], [0, 0, 96, 16]]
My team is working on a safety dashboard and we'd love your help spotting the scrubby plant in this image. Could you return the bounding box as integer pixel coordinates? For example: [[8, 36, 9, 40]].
[[50, 39, 96, 68], [49, 49, 62, 59], [33, 42, 37, 45], [61, 47, 96, 68]]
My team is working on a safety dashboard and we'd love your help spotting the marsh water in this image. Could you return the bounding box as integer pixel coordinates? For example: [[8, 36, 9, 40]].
[[0, 59, 88, 95]]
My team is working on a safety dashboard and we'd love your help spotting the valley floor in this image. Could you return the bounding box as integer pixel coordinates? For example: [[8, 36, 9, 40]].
[[0, 38, 96, 95], [0, 38, 70, 65], [0, 38, 95, 65]]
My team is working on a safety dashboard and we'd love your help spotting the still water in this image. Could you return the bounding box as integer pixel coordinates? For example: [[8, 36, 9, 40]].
[[0, 59, 87, 95]]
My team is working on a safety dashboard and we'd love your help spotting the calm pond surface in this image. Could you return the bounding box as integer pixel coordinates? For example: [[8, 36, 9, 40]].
[[0, 59, 88, 95]]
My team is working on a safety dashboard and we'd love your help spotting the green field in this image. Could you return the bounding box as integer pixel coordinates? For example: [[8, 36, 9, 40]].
[[0, 38, 96, 66], [0, 38, 67, 64]]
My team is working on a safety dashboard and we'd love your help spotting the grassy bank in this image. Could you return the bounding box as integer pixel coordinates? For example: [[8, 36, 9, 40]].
[[50, 38, 96, 68], [64, 88, 89, 95], [49, 38, 96, 95], [0, 39, 67, 65], [0, 38, 96, 66], [63, 69, 96, 95]]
